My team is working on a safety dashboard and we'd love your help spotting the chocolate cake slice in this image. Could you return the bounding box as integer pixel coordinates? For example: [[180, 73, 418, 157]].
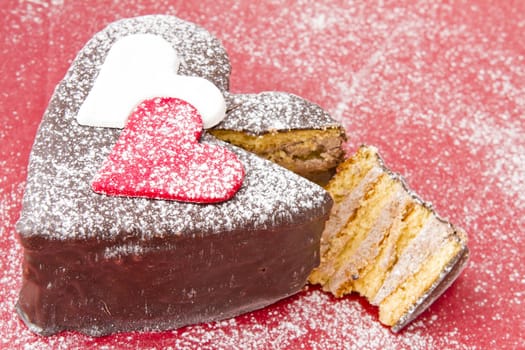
[[309, 145, 469, 332], [15, 15, 333, 336], [210, 92, 346, 186]]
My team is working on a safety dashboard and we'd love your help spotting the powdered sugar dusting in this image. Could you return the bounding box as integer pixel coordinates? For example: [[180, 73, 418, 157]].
[[16, 15, 331, 241]]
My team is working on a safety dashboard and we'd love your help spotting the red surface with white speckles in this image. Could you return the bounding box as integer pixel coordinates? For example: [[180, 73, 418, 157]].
[[92, 97, 244, 203], [1, 1, 523, 349]]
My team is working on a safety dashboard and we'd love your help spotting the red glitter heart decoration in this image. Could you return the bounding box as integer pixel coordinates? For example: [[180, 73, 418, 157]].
[[92, 97, 245, 203]]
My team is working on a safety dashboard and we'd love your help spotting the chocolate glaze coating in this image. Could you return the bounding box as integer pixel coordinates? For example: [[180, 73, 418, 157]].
[[220, 92, 343, 135], [17, 207, 326, 336], [15, 15, 332, 336]]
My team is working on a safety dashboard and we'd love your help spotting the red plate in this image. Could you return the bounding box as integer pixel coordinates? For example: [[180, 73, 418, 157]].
[[1, 1, 523, 348]]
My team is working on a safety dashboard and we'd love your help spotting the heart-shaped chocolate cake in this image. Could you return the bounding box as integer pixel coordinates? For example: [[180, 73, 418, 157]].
[[15, 15, 342, 336], [16, 14, 468, 337]]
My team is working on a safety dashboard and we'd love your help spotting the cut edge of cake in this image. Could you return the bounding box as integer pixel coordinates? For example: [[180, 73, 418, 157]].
[[210, 91, 347, 186], [308, 144, 469, 332]]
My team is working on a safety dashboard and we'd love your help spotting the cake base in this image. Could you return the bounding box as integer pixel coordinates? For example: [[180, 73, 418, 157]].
[[17, 218, 324, 337]]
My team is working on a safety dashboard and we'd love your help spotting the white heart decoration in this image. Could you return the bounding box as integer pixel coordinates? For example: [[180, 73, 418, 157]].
[[76, 34, 226, 129]]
